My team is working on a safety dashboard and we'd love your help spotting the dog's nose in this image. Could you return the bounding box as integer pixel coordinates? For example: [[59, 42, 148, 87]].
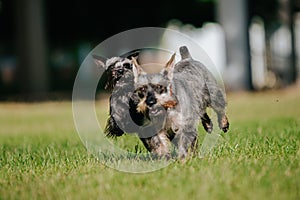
[[117, 68, 124, 74], [146, 92, 157, 107]]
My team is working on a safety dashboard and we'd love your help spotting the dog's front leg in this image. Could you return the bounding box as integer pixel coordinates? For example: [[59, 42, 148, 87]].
[[172, 126, 198, 159], [140, 130, 171, 158]]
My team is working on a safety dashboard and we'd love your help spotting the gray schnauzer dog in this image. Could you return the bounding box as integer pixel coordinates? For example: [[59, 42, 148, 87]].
[[94, 46, 229, 159], [129, 46, 229, 158]]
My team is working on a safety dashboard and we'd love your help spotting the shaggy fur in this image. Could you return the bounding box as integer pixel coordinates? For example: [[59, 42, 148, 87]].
[[129, 46, 229, 158]]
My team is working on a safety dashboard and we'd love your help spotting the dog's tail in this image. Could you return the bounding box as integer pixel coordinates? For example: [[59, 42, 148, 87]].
[[179, 46, 192, 59]]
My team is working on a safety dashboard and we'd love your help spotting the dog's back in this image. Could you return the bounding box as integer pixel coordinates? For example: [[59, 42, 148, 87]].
[[173, 46, 227, 118]]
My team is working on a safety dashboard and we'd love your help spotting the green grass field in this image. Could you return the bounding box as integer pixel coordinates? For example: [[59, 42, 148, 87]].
[[0, 87, 299, 200]]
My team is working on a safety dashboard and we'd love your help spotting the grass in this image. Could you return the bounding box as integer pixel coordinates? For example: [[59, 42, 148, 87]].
[[0, 86, 299, 200]]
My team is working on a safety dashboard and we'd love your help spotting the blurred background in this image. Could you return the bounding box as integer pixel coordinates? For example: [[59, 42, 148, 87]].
[[0, 0, 299, 100]]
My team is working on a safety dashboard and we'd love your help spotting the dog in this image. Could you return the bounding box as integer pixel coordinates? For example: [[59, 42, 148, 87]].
[[129, 46, 229, 159], [93, 55, 136, 137], [94, 46, 229, 158]]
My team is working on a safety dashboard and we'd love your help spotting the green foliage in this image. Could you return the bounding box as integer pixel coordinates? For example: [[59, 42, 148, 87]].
[[0, 90, 299, 200]]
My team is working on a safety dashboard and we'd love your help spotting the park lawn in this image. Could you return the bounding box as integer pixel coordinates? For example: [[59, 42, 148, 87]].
[[0, 87, 299, 200]]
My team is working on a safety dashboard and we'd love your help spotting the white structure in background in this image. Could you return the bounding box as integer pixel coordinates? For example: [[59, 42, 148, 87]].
[[162, 21, 226, 82], [249, 17, 267, 89], [270, 26, 292, 58]]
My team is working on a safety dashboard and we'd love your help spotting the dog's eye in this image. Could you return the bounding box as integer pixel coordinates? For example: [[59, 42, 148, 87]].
[[123, 63, 132, 69], [138, 88, 145, 98], [153, 85, 166, 94], [138, 92, 144, 98], [136, 86, 147, 98]]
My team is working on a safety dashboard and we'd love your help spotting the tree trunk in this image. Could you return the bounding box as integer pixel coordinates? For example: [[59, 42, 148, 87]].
[[14, 0, 49, 94]]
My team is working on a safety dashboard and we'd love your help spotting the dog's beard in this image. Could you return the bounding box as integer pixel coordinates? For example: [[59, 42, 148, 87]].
[[104, 70, 122, 91], [148, 104, 166, 127], [137, 103, 168, 139]]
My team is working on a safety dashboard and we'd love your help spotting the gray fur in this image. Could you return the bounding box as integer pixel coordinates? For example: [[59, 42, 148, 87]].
[[130, 46, 229, 159]]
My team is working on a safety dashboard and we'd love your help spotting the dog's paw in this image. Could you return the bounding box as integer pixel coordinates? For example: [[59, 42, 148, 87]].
[[201, 116, 213, 133], [203, 123, 213, 133], [219, 115, 229, 133]]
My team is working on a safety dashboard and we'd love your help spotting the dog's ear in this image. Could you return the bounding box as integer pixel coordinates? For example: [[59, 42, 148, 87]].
[[162, 53, 176, 81], [92, 54, 107, 68], [179, 46, 192, 59], [131, 57, 145, 83]]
